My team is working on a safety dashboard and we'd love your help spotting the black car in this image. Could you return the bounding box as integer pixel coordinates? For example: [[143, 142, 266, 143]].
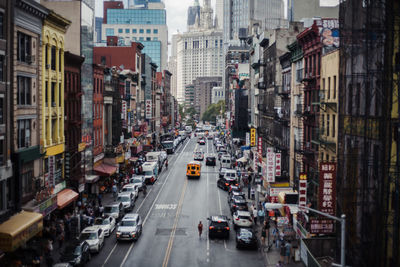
[[228, 193, 246, 206], [228, 184, 242, 194], [229, 198, 249, 214], [236, 228, 258, 249], [217, 177, 239, 191], [205, 156, 216, 166], [207, 215, 230, 239], [59, 240, 91, 266]]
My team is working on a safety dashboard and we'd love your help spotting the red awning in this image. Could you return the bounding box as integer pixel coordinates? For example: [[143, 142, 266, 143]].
[[94, 164, 117, 176], [57, 189, 79, 209]]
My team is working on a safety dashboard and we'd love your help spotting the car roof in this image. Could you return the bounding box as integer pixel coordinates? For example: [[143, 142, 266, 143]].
[[106, 202, 121, 207], [236, 210, 251, 216], [82, 226, 98, 233], [211, 215, 228, 222], [225, 169, 236, 173], [123, 213, 139, 220]]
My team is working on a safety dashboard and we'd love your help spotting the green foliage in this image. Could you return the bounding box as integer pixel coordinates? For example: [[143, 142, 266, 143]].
[[201, 100, 225, 123]]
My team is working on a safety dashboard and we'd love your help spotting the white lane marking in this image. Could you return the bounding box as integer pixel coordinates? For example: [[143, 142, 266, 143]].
[[155, 204, 177, 210], [119, 139, 192, 267], [206, 141, 210, 263]]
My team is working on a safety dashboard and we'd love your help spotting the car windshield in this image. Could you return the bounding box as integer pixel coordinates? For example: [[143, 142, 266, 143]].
[[73, 246, 82, 256], [120, 220, 137, 227], [238, 215, 251, 220], [233, 195, 245, 201], [80, 232, 97, 240], [144, 171, 153, 176], [94, 219, 105, 225], [122, 187, 133, 192], [162, 142, 173, 148], [117, 196, 130, 202], [131, 178, 142, 184], [64, 245, 81, 256], [104, 206, 118, 213], [240, 229, 253, 238]]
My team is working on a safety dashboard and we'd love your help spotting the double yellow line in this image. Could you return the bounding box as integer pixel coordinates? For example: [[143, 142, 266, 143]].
[[162, 177, 188, 267]]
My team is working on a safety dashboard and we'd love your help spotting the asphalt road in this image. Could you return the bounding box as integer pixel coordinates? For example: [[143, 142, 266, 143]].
[[87, 137, 265, 267]]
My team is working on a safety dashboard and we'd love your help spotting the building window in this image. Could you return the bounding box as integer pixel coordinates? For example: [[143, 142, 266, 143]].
[[153, 37, 158, 41], [17, 76, 31, 105], [21, 169, 33, 195], [296, 61, 303, 83], [0, 138, 3, 165], [106, 28, 114, 36], [0, 12, 3, 39], [51, 46, 56, 70], [17, 119, 31, 148], [139, 29, 144, 33], [125, 29, 130, 33], [146, 37, 151, 41], [327, 77, 331, 99], [118, 28, 123, 33], [17, 32, 32, 63], [333, 75, 337, 99], [146, 29, 151, 34], [0, 55, 3, 82], [332, 114, 336, 137], [153, 29, 158, 34], [133, 29, 137, 33], [51, 82, 56, 107], [139, 37, 144, 41], [327, 114, 330, 137], [215, 40, 218, 47], [0, 96, 3, 124]]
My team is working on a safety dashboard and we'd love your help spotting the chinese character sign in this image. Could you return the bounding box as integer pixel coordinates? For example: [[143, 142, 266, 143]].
[[266, 147, 275, 182], [246, 132, 250, 146], [250, 128, 256, 147], [145, 99, 152, 119], [310, 219, 334, 234], [318, 162, 337, 215], [275, 153, 281, 177], [299, 173, 307, 208]]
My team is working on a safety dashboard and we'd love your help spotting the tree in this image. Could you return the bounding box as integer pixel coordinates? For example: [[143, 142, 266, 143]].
[[202, 100, 225, 123]]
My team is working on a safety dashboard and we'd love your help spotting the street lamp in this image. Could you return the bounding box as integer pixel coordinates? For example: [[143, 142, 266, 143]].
[[264, 203, 346, 267]]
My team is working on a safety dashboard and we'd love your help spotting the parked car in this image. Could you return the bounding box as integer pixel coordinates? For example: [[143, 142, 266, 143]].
[[207, 215, 230, 239], [205, 155, 216, 166], [236, 227, 258, 249], [219, 168, 228, 178], [59, 240, 91, 266], [232, 211, 253, 230], [129, 176, 145, 191], [229, 197, 249, 214], [103, 202, 125, 221], [228, 194, 246, 206], [121, 184, 139, 200], [117, 193, 135, 211], [79, 227, 105, 253], [116, 213, 143, 241], [93, 216, 116, 237]]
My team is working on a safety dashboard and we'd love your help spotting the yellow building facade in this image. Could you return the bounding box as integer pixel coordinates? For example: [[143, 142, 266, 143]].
[[41, 11, 70, 193], [319, 49, 339, 163]]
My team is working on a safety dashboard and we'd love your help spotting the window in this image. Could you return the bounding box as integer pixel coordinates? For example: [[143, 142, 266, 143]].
[[153, 37, 158, 41], [139, 29, 144, 33], [146, 29, 151, 34], [327, 77, 331, 99], [51, 82, 56, 107], [327, 114, 330, 137], [106, 28, 115, 36], [125, 29, 130, 33], [21, 169, 33, 195], [17, 119, 31, 148], [139, 37, 144, 41], [132, 29, 137, 33], [51, 46, 56, 70], [146, 37, 151, 41], [321, 114, 325, 133], [17, 32, 32, 63], [332, 114, 336, 137], [333, 75, 337, 99], [0, 96, 3, 124], [0, 55, 4, 81], [153, 29, 158, 34], [118, 28, 123, 33], [0, 139, 4, 166], [215, 40, 218, 47], [296, 61, 303, 83], [0, 12, 3, 39], [17, 76, 31, 105]]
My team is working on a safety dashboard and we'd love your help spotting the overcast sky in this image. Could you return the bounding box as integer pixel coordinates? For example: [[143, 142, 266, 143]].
[[95, 0, 339, 48]]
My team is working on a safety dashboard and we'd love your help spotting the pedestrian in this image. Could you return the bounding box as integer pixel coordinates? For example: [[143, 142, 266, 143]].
[[32, 254, 41, 267], [285, 240, 292, 264], [251, 187, 255, 200], [58, 222, 65, 248], [248, 184, 251, 199], [276, 261, 283, 267], [272, 227, 279, 248], [198, 221, 203, 238], [280, 241, 286, 263], [261, 223, 267, 247], [253, 208, 258, 225], [112, 183, 118, 201], [258, 207, 265, 224]]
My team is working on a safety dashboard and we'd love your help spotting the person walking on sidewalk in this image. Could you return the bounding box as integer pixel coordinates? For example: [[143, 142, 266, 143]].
[[198, 221, 203, 239], [112, 183, 118, 201], [258, 206, 265, 224], [285, 240, 292, 264], [253, 208, 258, 225]]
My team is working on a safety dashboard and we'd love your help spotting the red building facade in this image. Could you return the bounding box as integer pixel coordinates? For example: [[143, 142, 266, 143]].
[[297, 22, 322, 204], [64, 52, 84, 188]]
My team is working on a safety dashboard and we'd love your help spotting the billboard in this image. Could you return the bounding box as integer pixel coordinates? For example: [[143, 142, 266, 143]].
[[316, 19, 339, 55], [318, 162, 337, 215]]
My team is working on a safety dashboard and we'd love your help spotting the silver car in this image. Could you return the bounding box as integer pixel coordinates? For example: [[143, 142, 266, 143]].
[[79, 226, 105, 253], [93, 216, 116, 237], [116, 213, 143, 241], [121, 184, 139, 199], [117, 193, 134, 212]]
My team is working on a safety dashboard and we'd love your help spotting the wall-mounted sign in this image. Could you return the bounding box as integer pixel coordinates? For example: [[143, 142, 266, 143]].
[[299, 173, 307, 208], [266, 147, 275, 182], [310, 218, 334, 234], [319, 162, 337, 215], [250, 128, 256, 147], [245, 132, 250, 146], [145, 99, 152, 119], [275, 153, 281, 177]]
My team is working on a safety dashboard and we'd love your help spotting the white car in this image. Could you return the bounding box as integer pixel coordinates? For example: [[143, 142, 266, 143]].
[[232, 211, 253, 230], [117, 193, 135, 211], [129, 176, 145, 191], [93, 216, 116, 237], [79, 226, 105, 253], [116, 213, 143, 241], [121, 184, 139, 199]]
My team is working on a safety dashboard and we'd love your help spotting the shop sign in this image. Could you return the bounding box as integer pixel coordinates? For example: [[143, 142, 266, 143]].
[[266, 147, 275, 182], [275, 153, 281, 177], [318, 162, 336, 215], [78, 143, 86, 152], [310, 218, 334, 234], [269, 187, 291, 202], [145, 99, 152, 119], [245, 132, 250, 146], [299, 173, 307, 208], [277, 216, 289, 227], [53, 181, 66, 195], [122, 100, 127, 120], [94, 153, 104, 163], [78, 183, 85, 193], [257, 137, 262, 162], [29, 195, 57, 217], [250, 128, 256, 147]]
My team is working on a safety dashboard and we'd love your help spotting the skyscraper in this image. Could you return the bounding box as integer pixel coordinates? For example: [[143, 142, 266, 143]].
[[215, 0, 223, 29], [187, 0, 200, 30], [102, 0, 168, 71]]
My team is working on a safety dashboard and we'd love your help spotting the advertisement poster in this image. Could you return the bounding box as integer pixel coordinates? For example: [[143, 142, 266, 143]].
[[250, 128, 256, 147]]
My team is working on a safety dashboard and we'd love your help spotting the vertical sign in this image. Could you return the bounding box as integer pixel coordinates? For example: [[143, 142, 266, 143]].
[[266, 147, 275, 182], [250, 128, 256, 146], [258, 137, 262, 163], [299, 173, 307, 208], [245, 132, 250, 146], [145, 99, 152, 119], [275, 153, 281, 177], [48, 156, 55, 188], [319, 162, 337, 215]]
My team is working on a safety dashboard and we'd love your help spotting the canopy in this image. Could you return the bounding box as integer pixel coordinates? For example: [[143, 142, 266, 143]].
[[94, 163, 117, 176], [129, 157, 139, 162], [237, 157, 247, 163], [264, 202, 284, 210], [57, 189, 79, 209], [0, 211, 43, 252]]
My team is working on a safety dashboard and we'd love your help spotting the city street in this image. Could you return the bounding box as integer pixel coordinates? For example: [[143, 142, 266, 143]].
[[87, 138, 264, 267]]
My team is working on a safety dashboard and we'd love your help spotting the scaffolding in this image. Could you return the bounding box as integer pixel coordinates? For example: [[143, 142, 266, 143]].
[[338, 0, 398, 266]]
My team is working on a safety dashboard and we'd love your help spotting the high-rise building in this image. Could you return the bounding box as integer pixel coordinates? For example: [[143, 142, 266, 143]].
[[102, 0, 168, 71], [287, 0, 339, 23], [175, 0, 223, 103], [215, 0, 223, 29], [187, 0, 200, 31]]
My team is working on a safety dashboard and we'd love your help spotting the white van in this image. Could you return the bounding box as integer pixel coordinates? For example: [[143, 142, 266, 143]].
[[142, 161, 159, 184], [146, 151, 163, 169], [220, 156, 232, 169]]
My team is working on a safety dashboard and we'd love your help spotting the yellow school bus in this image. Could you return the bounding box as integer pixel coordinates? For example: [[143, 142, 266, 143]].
[[186, 161, 201, 179]]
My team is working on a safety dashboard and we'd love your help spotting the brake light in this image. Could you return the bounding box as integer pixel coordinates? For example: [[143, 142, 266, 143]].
[[233, 205, 237, 208], [225, 227, 230, 230], [225, 183, 229, 186], [235, 218, 239, 220], [151, 177, 155, 182], [209, 226, 215, 230]]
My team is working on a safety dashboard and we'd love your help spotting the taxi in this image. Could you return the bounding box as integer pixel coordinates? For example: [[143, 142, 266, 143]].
[[186, 161, 201, 179]]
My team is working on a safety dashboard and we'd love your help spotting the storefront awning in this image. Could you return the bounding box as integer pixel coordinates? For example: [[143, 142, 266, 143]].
[[94, 163, 117, 176], [0, 211, 43, 252], [57, 189, 79, 209], [85, 174, 99, 184], [129, 157, 139, 162]]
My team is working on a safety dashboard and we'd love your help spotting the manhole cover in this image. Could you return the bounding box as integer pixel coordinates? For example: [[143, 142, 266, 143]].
[[156, 228, 187, 236]]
